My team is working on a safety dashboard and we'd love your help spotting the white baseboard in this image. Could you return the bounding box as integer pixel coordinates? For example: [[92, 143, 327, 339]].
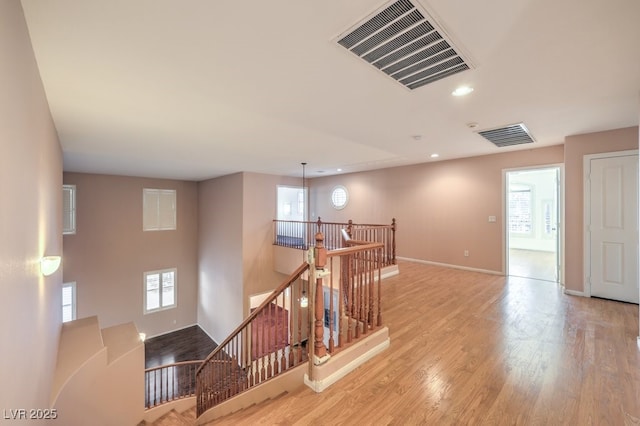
[[381, 264, 399, 280], [145, 323, 199, 340], [563, 289, 587, 297], [397, 256, 503, 276], [304, 329, 390, 393]]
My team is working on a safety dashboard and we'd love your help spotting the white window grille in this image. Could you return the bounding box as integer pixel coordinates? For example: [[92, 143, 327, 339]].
[[509, 186, 532, 234], [144, 268, 177, 314], [63, 185, 76, 234], [62, 282, 77, 322]]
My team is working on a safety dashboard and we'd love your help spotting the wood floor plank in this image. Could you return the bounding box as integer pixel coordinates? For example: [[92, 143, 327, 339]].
[[210, 261, 640, 425]]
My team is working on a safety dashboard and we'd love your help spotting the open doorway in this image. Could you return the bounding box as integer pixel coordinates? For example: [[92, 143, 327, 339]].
[[505, 166, 561, 282]]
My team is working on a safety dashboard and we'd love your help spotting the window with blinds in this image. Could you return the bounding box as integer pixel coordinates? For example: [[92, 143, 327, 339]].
[[143, 188, 176, 231], [144, 268, 177, 314], [508, 185, 532, 234], [63, 185, 76, 235]]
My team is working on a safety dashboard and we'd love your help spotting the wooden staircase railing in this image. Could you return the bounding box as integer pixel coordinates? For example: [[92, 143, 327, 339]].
[[195, 262, 311, 416], [311, 231, 384, 357], [145, 360, 202, 409], [195, 227, 389, 418]]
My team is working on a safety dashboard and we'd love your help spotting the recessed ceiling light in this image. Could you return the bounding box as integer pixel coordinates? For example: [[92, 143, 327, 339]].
[[430, 153, 439, 158], [412, 135, 422, 141], [452, 86, 474, 97], [337, 168, 343, 172], [317, 170, 325, 174]]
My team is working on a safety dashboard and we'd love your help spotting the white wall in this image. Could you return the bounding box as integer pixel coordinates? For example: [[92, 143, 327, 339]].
[[0, 0, 63, 411]]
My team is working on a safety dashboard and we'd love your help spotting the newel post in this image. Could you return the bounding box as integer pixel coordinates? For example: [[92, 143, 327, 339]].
[[313, 232, 327, 360], [347, 219, 353, 238]]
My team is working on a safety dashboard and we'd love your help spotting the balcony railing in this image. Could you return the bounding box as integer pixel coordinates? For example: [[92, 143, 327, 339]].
[[273, 218, 396, 266], [145, 360, 202, 409]]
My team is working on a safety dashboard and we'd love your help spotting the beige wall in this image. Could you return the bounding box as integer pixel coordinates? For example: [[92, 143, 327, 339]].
[[62, 173, 198, 337], [0, 0, 63, 410], [310, 145, 564, 273], [198, 172, 297, 341], [52, 318, 144, 425], [198, 173, 244, 342], [564, 126, 639, 293], [242, 173, 297, 313]]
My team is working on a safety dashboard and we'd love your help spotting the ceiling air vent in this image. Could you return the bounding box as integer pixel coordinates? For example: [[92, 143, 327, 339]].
[[336, 0, 472, 90], [477, 123, 535, 147]]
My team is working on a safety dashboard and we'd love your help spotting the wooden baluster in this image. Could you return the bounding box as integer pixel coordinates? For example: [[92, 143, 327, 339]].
[[234, 339, 239, 394], [241, 328, 246, 389], [297, 278, 303, 364], [230, 355, 237, 396], [378, 246, 383, 326], [289, 290, 294, 367], [260, 315, 265, 382], [391, 218, 396, 265], [337, 257, 343, 348], [314, 232, 327, 359], [346, 255, 353, 343], [153, 370, 158, 406], [248, 324, 255, 387], [328, 256, 335, 353], [266, 304, 272, 379], [276, 294, 281, 373], [282, 292, 287, 370], [273, 298, 279, 376], [356, 253, 362, 339], [362, 252, 368, 333], [369, 249, 374, 326]]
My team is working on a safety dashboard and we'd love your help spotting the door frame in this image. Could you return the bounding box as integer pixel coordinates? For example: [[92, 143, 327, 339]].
[[503, 163, 564, 284], [583, 149, 639, 298]]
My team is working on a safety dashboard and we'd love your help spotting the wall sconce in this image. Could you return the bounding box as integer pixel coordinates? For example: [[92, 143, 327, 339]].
[[300, 290, 309, 308], [41, 256, 61, 276], [139, 333, 146, 342]]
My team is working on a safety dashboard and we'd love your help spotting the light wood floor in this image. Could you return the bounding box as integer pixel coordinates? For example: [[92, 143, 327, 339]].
[[213, 260, 640, 425], [509, 249, 557, 282]]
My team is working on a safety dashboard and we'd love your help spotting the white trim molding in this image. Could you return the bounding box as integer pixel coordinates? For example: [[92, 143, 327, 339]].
[[563, 289, 587, 297], [398, 256, 503, 276], [304, 327, 390, 393]]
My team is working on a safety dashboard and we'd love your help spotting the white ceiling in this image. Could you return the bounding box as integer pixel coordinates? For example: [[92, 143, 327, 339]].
[[21, 0, 640, 180]]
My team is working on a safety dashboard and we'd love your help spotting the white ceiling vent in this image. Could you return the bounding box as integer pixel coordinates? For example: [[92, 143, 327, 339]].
[[477, 123, 535, 147], [336, 0, 472, 90]]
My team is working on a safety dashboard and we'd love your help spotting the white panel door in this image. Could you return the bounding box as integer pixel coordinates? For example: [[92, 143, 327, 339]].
[[588, 153, 638, 303]]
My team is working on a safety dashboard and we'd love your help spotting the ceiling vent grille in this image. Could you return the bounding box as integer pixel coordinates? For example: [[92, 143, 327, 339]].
[[477, 123, 535, 147], [336, 0, 472, 90]]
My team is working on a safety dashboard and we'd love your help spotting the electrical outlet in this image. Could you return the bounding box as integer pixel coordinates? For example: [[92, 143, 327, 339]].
[[464, 250, 469, 257]]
